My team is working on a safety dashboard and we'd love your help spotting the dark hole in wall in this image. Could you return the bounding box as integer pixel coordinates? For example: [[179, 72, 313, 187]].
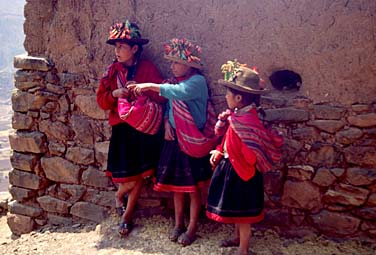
[[269, 70, 302, 91]]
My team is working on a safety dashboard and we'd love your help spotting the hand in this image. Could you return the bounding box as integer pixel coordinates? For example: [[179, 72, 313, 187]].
[[112, 88, 129, 98], [209, 150, 223, 168], [127, 83, 149, 96], [164, 120, 175, 141], [218, 109, 231, 121]]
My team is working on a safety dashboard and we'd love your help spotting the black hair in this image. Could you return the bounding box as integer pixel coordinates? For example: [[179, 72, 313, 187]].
[[228, 87, 265, 117], [112, 42, 144, 63]]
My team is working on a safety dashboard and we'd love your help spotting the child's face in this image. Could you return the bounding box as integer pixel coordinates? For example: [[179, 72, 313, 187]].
[[170, 61, 191, 78], [114, 42, 138, 65], [225, 89, 240, 110]]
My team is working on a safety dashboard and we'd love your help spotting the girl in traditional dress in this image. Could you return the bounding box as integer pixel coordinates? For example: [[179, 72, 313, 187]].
[[96, 20, 165, 237], [206, 61, 283, 255], [129, 38, 217, 246]]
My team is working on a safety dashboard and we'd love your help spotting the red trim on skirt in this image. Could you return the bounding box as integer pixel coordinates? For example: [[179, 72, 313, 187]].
[[153, 180, 210, 193], [206, 210, 264, 224], [106, 168, 154, 183]]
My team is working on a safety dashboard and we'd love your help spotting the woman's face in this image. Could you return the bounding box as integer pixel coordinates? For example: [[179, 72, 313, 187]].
[[170, 61, 191, 78], [114, 42, 138, 65], [225, 89, 239, 110]]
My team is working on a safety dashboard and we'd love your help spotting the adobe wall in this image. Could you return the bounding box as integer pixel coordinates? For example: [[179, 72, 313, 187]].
[[7, 0, 376, 240]]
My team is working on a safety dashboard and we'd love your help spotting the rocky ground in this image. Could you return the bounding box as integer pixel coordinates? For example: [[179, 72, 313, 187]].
[[0, 212, 375, 255]]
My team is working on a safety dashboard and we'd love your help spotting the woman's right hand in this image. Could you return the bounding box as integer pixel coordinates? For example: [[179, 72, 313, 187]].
[[209, 150, 223, 168], [112, 88, 129, 98], [164, 120, 175, 141]]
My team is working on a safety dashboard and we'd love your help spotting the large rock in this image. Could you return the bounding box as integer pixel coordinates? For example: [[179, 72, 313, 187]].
[[9, 186, 37, 202], [37, 195, 72, 214], [352, 207, 376, 220], [83, 189, 115, 208], [58, 184, 87, 203], [264, 170, 284, 195], [70, 202, 107, 223], [75, 95, 107, 120], [82, 167, 111, 188], [11, 90, 32, 113], [306, 144, 337, 167], [9, 131, 47, 153], [71, 115, 94, 144], [335, 127, 363, 145], [48, 141, 66, 156], [95, 141, 109, 169], [281, 180, 321, 211], [310, 210, 360, 236], [66, 147, 95, 165], [12, 112, 34, 130], [39, 119, 74, 141], [263, 107, 310, 122], [10, 152, 39, 172], [307, 120, 345, 134], [7, 213, 35, 235], [312, 168, 337, 187], [47, 214, 74, 226], [322, 184, 369, 206], [348, 113, 376, 128], [313, 105, 346, 120], [345, 167, 376, 186], [14, 54, 52, 71], [41, 157, 81, 184], [343, 146, 376, 167], [291, 127, 319, 141], [287, 165, 314, 181], [8, 169, 48, 190], [8, 201, 43, 217]]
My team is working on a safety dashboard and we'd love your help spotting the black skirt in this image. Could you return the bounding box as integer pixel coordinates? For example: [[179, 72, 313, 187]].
[[154, 139, 212, 193], [206, 158, 264, 224], [106, 123, 162, 183]]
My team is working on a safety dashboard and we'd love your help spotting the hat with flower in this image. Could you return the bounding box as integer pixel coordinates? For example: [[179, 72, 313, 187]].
[[106, 20, 149, 45], [164, 38, 203, 69], [218, 59, 267, 94]]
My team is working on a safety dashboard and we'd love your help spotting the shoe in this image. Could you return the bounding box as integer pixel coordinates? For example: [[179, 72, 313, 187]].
[[177, 232, 196, 246], [118, 222, 133, 237], [169, 227, 186, 242]]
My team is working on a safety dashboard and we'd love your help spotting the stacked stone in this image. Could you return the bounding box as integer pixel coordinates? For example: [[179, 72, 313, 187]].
[[262, 96, 376, 240], [8, 55, 167, 235], [7, 55, 376, 240]]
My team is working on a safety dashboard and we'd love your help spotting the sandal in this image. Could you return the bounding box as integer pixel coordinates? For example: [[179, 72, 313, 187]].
[[169, 227, 187, 242], [219, 237, 240, 247], [177, 232, 196, 246], [118, 222, 133, 237], [115, 206, 126, 217]]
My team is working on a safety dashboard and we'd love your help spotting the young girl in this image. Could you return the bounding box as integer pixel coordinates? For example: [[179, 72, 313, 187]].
[[206, 61, 283, 255], [96, 20, 165, 236], [129, 38, 217, 246]]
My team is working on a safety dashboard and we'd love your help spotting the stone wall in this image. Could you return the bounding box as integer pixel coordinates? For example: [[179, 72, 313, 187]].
[[7, 0, 376, 240]]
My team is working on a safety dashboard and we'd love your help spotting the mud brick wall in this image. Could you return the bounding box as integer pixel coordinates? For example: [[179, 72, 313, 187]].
[[7, 0, 376, 240]]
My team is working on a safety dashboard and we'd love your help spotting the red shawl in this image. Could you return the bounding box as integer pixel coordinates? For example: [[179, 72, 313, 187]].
[[229, 107, 283, 173]]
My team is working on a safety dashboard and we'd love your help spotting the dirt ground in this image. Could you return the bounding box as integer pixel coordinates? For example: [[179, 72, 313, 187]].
[[0, 212, 375, 255]]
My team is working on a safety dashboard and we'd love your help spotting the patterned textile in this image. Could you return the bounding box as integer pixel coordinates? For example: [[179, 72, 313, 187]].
[[172, 99, 219, 158], [116, 65, 163, 135], [229, 108, 283, 173]]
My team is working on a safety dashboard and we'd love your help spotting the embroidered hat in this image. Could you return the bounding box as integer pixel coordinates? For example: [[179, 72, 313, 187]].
[[164, 38, 203, 69], [218, 59, 268, 94], [106, 20, 149, 45]]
